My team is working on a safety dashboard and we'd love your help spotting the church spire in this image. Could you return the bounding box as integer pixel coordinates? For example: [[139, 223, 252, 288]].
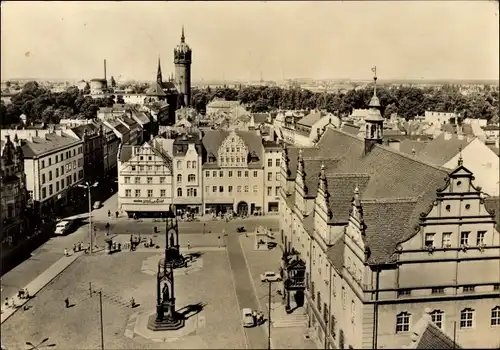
[[157, 56, 163, 84], [181, 25, 185, 43], [364, 66, 384, 154]]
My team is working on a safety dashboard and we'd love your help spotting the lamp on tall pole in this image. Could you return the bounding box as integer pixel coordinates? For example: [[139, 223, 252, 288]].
[[77, 181, 99, 253]]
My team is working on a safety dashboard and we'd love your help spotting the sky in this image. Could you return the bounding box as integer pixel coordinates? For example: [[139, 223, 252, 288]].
[[1, 1, 499, 82]]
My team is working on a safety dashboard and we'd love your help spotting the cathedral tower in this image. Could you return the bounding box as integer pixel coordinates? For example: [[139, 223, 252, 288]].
[[173, 26, 192, 106]]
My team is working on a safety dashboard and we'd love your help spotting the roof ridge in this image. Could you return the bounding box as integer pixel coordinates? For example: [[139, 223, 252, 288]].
[[361, 197, 419, 204], [325, 173, 370, 178]]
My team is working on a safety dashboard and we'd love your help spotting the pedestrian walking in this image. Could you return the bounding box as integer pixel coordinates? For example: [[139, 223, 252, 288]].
[[4, 298, 9, 307], [187, 240, 191, 250], [130, 297, 135, 308], [64, 298, 70, 308], [252, 310, 257, 324], [218, 236, 221, 248], [73, 244, 76, 253], [258, 311, 264, 325], [115, 211, 119, 218], [108, 210, 111, 217], [64, 248, 68, 257], [129, 234, 133, 251]]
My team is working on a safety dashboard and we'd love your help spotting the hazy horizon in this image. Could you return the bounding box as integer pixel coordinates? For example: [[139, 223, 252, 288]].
[[1, 1, 499, 82]]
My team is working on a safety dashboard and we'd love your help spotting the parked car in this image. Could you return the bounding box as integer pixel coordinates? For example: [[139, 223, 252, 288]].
[[242, 308, 254, 327], [54, 220, 72, 235], [93, 201, 102, 210], [260, 271, 281, 282]]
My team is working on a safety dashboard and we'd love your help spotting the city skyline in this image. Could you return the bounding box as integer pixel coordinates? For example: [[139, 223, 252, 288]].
[[1, 1, 499, 82]]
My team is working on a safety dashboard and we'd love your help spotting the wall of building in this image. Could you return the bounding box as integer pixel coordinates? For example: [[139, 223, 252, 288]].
[[264, 148, 282, 212], [173, 143, 203, 207]]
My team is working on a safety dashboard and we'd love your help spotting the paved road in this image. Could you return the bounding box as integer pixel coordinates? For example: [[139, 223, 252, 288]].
[[226, 233, 269, 349]]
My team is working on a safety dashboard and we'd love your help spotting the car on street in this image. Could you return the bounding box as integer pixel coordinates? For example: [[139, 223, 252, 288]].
[[242, 308, 254, 327], [93, 201, 102, 210], [54, 220, 72, 235], [260, 271, 281, 282]]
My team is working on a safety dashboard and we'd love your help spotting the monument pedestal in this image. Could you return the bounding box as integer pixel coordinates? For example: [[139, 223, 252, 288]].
[[147, 300, 185, 331]]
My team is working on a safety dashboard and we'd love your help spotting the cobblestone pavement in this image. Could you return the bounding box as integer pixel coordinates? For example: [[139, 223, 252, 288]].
[[239, 235, 317, 349], [1, 251, 246, 349]]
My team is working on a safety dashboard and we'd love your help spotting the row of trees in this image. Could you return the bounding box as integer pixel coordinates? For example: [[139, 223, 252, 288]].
[[0, 81, 117, 126], [192, 84, 499, 122]]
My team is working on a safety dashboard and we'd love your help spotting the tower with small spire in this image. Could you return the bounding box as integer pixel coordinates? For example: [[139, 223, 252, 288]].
[[364, 66, 385, 155], [157, 56, 163, 85], [174, 26, 192, 106]]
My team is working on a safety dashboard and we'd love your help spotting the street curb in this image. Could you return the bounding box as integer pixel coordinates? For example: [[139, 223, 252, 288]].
[[1, 252, 82, 324], [238, 235, 276, 349]]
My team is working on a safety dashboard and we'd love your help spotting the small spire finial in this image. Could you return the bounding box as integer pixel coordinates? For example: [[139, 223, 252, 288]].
[[371, 66, 377, 97], [354, 184, 360, 195], [458, 146, 463, 166], [181, 25, 185, 43], [298, 148, 303, 161]]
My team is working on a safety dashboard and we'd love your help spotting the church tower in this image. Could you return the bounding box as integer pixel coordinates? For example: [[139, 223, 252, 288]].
[[364, 66, 385, 155], [173, 26, 192, 106]]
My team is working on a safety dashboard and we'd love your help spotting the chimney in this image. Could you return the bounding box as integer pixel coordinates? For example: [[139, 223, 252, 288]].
[[5, 135, 10, 143], [444, 132, 452, 141], [457, 134, 464, 140], [28, 135, 34, 143], [104, 59, 107, 80], [55, 129, 63, 136], [387, 140, 400, 152]]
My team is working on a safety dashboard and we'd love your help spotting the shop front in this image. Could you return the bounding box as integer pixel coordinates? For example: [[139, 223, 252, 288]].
[[121, 198, 173, 218]]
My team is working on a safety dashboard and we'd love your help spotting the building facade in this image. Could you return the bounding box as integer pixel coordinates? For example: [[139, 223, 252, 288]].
[[21, 131, 84, 216], [202, 130, 265, 216], [174, 27, 192, 107], [263, 141, 282, 213], [172, 133, 203, 215], [279, 77, 500, 350], [1, 135, 27, 251], [100, 122, 120, 177], [117, 141, 174, 217]]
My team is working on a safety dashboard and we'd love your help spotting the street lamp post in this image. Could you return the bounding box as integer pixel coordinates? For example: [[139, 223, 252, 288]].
[[77, 181, 99, 254]]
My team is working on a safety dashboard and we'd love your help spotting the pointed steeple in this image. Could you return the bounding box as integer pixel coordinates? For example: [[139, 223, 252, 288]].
[[297, 149, 304, 173], [156, 56, 163, 84], [181, 25, 185, 43], [319, 162, 327, 192], [458, 146, 463, 166], [353, 185, 361, 207]]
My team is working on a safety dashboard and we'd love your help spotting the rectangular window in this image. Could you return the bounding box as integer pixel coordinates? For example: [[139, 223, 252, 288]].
[[213, 171, 217, 177], [253, 171, 258, 177], [229, 171, 233, 177], [396, 312, 411, 333], [131, 166, 136, 171], [49, 184, 53, 196], [268, 172, 272, 181], [148, 166, 152, 171], [61, 166, 64, 175], [139, 166, 144, 171], [42, 174, 46, 184], [431, 287, 444, 294], [442, 232, 452, 248], [125, 189, 131, 197], [73, 160, 76, 169], [460, 309, 474, 328], [461, 231, 470, 246], [219, 170, 223, 177], [135, 177, 140, 184], [159, 177, 165, 184], [476, 231, 486, 245], [425, 233, 435, 247], [56, 155, 59, 163], [275, 186, 280, 196], [229, 186, 233, 193], [431, 310, 444, 329], [244, 171, 248, 177], [41, 160, 45, 168], [55, 168, 59, 177], [237, 171, 242, 177], [125, 177, 130, 184], [244, 186, 249, 193], [276, 159, 281, 167], [492, 307, 500, 326], [397, 289, 411, 297], [61, 179, 64, 188], [42, 187, 46, 198], [237, 186, 242, 192], [48, 158, 52, 166], [276, 172, 280, 181], [205, 186, 209, 193], [135, 190, 141, 197], [219, 186, 224, 193], [253, 185, 258, 193], [147, 177, 153, 184], [205, 171, 210, 178], [73, 173, 76, 182], [267, 187, 272, 196], [212, 186, 217, 193], [147, 190, 153, 197], [56, 182, 59, 192], [192, 162, 196, 169], [463, 286, 475, 293], [268, 159, 272, 167]]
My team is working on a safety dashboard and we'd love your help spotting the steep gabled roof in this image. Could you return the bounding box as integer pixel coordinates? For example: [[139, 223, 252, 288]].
[[405, 312, 462, 349], [297, 111, 322, 127], [202, 130, 264, 166], [417, 133, 473, 166], [146, 82, 167, 96]]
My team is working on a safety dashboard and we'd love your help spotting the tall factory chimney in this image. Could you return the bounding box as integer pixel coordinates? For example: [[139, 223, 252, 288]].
[[104, 59, 107, 80]]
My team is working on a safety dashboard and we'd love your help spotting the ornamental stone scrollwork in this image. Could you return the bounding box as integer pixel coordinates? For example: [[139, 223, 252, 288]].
[[413, 224, 421, 233], [395, 244, 403, 253]]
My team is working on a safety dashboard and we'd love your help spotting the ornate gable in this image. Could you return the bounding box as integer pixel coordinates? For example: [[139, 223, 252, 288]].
[[345, 186, 367, 253], [217, 131, 248, 168]]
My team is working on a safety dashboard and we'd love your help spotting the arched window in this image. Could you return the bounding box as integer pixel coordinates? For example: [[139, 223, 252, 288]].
[[460, 308, 474, 328], [177, 174, 182, 182], [430, 310, 444, 329], [188, 174, 195, 182], [176, 160, 182, 169], [192, 161, 196, 169], [186, 161, 191, 168], [177, 188, 182, 197], [396, 312, 411, 333]]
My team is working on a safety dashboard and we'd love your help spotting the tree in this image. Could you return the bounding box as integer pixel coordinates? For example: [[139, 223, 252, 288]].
[[383, 103, 398, 119], [83, 82, 90, 95], [1, 103, 22, 126], [41, 106, 56, 123], [116, 95, 125, 104]]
